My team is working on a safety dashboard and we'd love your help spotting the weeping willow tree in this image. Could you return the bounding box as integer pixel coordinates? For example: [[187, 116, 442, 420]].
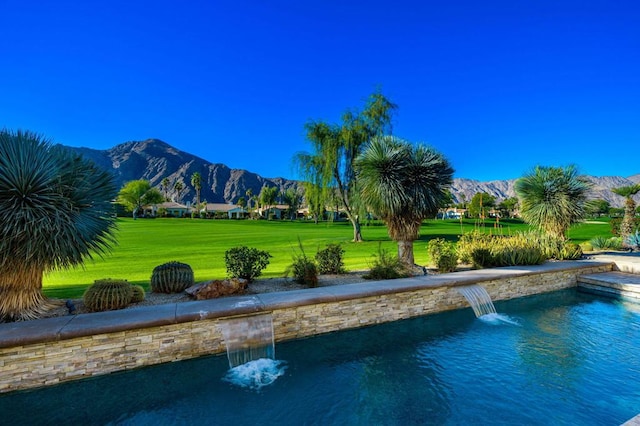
[[355, 136, 454, 266], [294, 92, 397, 242], [0, 129, 117, 321], [514, 165, 592, 240]]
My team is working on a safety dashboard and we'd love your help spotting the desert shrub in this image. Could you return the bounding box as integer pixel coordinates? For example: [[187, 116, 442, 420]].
[[363, 245, 410, 280], [315, 243, 346, 274], [456, 231, 493, 265], [286, 242, 318, 287], [589, 236, 623, 251], [559, 243, 583, 260], [131, 285, 146, 303], [427, 238, 458, 272], [458, 231, 546, 268], [150, 261, 194, 293], [83, 279, 134, 312], [580, 241, 594, 252], [224, 246, 271, 282]]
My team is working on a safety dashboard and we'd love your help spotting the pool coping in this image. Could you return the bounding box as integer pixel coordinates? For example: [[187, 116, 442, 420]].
[[0, 259, 615, 349]]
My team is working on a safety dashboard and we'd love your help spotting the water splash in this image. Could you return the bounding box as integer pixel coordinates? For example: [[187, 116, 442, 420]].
[[478, 313, 521, 326], [218, 313, 275, 368], [223, 358, 287, 390]]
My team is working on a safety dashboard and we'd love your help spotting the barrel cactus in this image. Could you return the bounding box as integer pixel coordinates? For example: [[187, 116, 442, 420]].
[[83, 279, 134, 312], [131, 285, 146, 303], [150, 261, 194, 293]]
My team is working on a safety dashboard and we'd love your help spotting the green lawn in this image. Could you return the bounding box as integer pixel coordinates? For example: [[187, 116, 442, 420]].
[[43, 217, 614, 298]]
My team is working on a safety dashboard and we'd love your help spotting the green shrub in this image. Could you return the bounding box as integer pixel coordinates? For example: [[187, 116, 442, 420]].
[[363, 245, 409, 280], [286, 242, 318, 287], [315, 243, 346, 274], [457, 231, 546, 268], [83, 279, 134, 312], [580, 241, 594, 252], [457, 231, 493, 265], [224, 246, 271, 282], [427, 238, 458, 272], [150, 261, 194, 293]]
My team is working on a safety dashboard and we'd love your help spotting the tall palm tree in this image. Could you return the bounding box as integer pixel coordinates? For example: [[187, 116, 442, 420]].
[[355, 136, 454, 266], [190, 172, 202, 215], [514, 165, 592, 239], [612, 184, 640, 242], [173, 180, 184, 202], [161, 177, 170, 200], [245, 188, 253, 210], [0, 129, 117, 321]]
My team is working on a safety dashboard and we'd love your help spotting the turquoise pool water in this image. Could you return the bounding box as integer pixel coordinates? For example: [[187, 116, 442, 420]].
[[2, 289, 639, 425]]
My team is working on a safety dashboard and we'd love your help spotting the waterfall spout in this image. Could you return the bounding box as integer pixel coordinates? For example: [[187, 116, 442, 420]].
[[218, 313, 275, 368], [458, 285, 497, 318]]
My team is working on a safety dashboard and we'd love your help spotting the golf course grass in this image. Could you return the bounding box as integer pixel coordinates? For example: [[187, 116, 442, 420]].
[[43, 217, 613, 299]]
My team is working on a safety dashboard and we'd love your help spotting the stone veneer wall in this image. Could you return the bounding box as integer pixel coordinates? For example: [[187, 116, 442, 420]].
[[0, 262, 612, 393]]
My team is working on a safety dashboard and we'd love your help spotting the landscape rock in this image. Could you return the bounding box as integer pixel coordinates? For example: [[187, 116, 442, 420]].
[[185, 278, 248, 300]]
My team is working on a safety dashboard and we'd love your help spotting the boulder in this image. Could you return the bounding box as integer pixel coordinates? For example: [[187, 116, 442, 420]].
[[185, 278, 248, 300]]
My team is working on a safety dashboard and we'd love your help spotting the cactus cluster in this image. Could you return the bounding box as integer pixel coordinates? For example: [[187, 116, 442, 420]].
[[150, 261, 194, 293], [83, 279, 136, 312]]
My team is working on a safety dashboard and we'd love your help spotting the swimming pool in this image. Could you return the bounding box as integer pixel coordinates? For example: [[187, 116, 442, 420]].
[[2, 289, 639, 425]]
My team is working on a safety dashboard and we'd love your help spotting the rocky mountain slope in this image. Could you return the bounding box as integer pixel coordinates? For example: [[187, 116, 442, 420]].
[[65, 139, 299, 205], [64, 139, 639, 208]]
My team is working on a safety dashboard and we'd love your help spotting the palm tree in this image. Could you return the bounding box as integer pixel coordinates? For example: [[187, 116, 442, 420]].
[[174, 180, 184, 202], [514, 165, 592, 239], [259, 186, 279, 219], [190, 172, 202, 216], [245, 188, 253, 210], [0, 129, 117, 321], [612, 184, 640, 242], [161, 177, 170, 200], [355, 136, 454, 267]]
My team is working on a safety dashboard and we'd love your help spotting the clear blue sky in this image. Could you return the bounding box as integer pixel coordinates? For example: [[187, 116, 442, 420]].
[[2, 0, 639, 181]]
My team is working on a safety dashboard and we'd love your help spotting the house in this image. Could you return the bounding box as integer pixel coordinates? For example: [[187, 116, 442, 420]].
[[437, 208, 466, 219], [257, 204, 289, 219], [148, 201, 189, 217], [202, 203, 247, 219]]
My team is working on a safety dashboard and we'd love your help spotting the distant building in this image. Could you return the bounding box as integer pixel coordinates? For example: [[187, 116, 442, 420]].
[[202, 203, 247, 219]]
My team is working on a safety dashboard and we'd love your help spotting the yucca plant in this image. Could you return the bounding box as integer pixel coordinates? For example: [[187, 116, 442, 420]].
[[355, 135, 453, 267], [612, 184, 640, 244], [514, 165, 592, 240], [0, 129, 117, 321]]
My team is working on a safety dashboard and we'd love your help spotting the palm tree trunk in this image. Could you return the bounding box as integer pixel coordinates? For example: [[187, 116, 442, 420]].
[[351, 216, 363, 242], [397, 240, 414, 267], [0, 266, 58, 321], [621, 197, 637, 242]]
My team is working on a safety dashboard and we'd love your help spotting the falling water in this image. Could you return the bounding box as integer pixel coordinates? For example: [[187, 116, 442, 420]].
[[457, 285, 497, 318], [218, 313, 275, 368], [218, 313, 286, 389]]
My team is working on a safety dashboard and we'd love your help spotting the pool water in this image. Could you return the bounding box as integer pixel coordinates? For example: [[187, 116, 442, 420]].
[[2, 289, 639, 425]]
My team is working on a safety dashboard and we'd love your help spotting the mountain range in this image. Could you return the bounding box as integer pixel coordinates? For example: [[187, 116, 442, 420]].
[[64, 139, 640, 208]]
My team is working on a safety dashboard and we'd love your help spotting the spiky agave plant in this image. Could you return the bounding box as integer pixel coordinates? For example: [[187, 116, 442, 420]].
[[0, 129, 117, 321]]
